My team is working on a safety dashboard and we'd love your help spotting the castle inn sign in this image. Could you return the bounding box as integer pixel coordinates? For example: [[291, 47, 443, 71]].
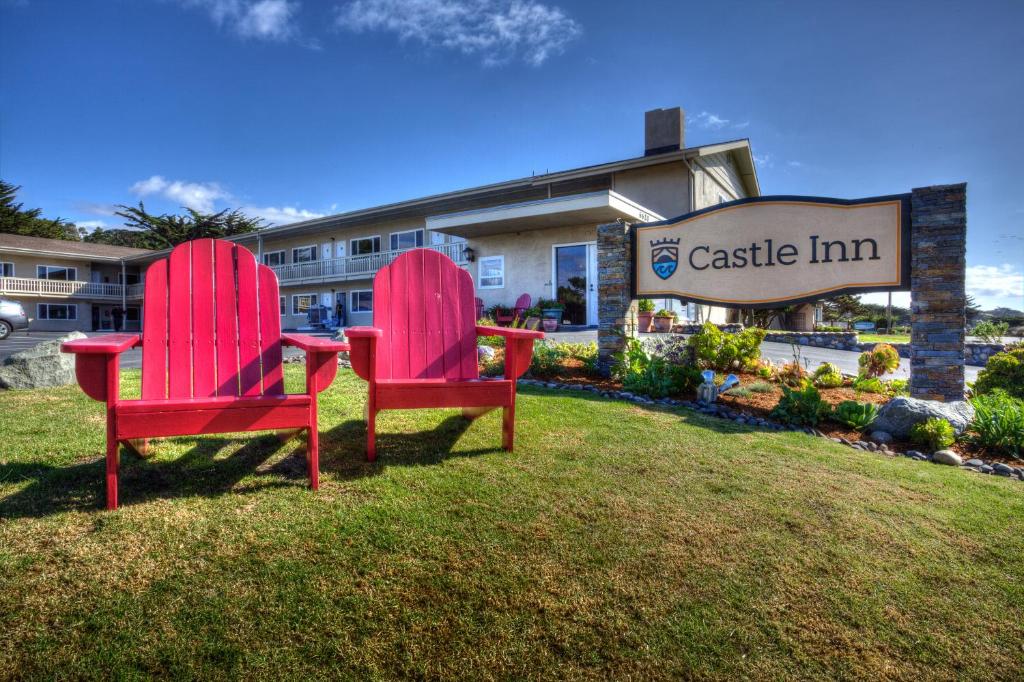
[[634, 195, 911, 307]]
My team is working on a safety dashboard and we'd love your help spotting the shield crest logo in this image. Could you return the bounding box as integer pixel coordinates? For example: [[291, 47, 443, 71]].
[[651, 240, 679, 280]]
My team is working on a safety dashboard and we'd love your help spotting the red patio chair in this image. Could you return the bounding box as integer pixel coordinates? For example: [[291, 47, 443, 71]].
[[495, 293, 531, 326], [347, 249, 543, 461], [61, 239, 349, 509]]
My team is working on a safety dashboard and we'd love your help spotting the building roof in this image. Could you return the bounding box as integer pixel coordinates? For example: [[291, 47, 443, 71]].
[[0, 233, 153, 261], [125, 138, 760, 263]]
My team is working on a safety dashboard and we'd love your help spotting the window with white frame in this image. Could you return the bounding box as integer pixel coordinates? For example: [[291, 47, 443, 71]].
[[389, 229, 424, 251], [263, 250, 286, 267], [37, 303, 77, 320], [350, 290, 373, 313], [292, 246, 317, 263], [478, 255, 504, 289], [36, 265, 77, 281], [350, 236, 381, 256], [0, 262, 13, 277], [429, 231, 446, 246], [292, 293, 317, 315]]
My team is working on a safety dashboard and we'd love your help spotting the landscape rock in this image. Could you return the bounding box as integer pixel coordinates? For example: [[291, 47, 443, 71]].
[[0, 332, 86, 390], [932, 450, 963, 466], [993, 463, 1014, 477], [871, 397, 975, 438], [868, 430, 893, 444], [964, 459, 985, 468]]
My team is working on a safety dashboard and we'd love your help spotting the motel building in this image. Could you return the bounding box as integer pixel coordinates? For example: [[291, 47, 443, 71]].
[[0, 234, 149, 332], [1, 108, 822, 335]]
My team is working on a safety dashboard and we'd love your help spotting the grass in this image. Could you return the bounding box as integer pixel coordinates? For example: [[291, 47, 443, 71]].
[[2, 367, 1024, 679], [858, 333, 911, 344]]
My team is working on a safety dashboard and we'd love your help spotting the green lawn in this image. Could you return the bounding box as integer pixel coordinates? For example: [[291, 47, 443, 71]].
[[1, 367, 1023, 679], [858, 333, 911, 344]]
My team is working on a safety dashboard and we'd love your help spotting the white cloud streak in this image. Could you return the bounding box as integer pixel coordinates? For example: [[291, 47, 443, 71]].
[[130, 175, 232, 213], [967, 264, 1024, 304], [336, 0, 581, 66], [175, 0, 300, 41], [241, 205, 325, 225]]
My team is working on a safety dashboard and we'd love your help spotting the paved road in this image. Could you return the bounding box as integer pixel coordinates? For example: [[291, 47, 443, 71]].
[[0, 329, 982, 383]]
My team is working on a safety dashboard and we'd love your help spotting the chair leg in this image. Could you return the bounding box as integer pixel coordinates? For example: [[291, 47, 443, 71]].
[[307, 425, 319, 490], [106, 438, 120, 510], [502, 404, 515, 452], [367, 408, 377, 462]]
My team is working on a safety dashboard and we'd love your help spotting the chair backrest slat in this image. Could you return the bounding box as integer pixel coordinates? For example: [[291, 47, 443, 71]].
[[141, 239, 284, 399], [373, 248, 478, 381]]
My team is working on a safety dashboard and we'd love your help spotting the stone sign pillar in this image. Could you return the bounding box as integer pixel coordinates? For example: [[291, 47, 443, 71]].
[[597, 220, 637, 375], [910, 183, 967, 402]]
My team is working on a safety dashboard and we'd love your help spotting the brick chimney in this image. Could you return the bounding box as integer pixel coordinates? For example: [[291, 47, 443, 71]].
[[644, 107, 684, 156]]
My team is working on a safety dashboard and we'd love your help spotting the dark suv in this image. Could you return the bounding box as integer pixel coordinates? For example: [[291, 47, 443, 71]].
[[0, 297, 29, 340]]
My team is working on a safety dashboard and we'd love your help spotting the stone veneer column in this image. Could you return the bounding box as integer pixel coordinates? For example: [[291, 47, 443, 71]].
[[597, 220, 637, 375], [910, 183, 967, 402]]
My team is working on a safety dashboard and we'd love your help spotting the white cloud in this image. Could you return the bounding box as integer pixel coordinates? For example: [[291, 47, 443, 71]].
[[692, 110, 751, 132], [753, 153, 773, 168], [336, 0, 582, 66], [967, 264, 1024, 304], [130, 175, 232, 213], [787, 160, 803, 168], [241, 205, 325, 225], [176, 0, 300, 41]]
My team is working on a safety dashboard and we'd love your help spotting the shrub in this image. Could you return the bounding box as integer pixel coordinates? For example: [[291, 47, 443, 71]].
[[687, 322, 766, 371], [968, 391, 1024, 459], [832, 400, 879, 430], [613, 338, 700, 398], [910, 418, 956, 451], [747, 381, 775, 393], [971, 320, 1009, 344], [812, 362, 844, 388], [637, 298, 656, 313], [973, 344, 1024, 399], [655, 308, 676, 319], [852, 376, 886, 394], [528, 341, 599, 379], [886, 378, 910, 397], [725, 386, 753, 398], [778, 361, 807, 387], [858, 343, 900, 378], [815, 325, 843, 332], [477, 316, 503, 347], [771, 384, 831, 426]]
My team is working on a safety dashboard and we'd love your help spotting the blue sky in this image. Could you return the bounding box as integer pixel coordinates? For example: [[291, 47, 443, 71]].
[[2, 0, 1021, 310]]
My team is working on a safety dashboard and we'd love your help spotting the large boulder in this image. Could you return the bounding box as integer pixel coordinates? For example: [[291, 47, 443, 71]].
[[0, 332, 86, 390], [871, 396, 975, 438]]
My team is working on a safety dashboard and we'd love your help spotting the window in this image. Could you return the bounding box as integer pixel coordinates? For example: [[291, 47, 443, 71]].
[[478, 255, 504, 289], [429, 231, 446, 246], [37, 303, 77, 320], [0, 262, 13, 277], [125, 307, 140, 322], [292, 293, 317, 315], [350, 290, 373, 313], [390, 229, 424, 251], [118, 272, 140, 285], [350, 236, 381, 256], [279, 296, 286, 314], [263, 250, 286, 267], [36, 265, 77, 281], [292, 246, 317, 263]]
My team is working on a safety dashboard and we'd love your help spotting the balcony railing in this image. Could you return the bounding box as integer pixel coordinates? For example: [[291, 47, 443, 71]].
[[270, 242, 468, 285], [0, 277, 144, 300]]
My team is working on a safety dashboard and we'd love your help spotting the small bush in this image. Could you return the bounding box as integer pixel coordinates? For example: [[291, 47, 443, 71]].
[[973, 344, 1024, 399], [779, 361, 807, 387], [815, 325, 843, 332], [853, 376, 886, 394], [637, 298, 656, 313], [477, 316, 504, 347], [886, 378, 909, 397], [812, 362, 844, 388], [858, 343, 900, 378], [687, 322, 766, 371], [910, 418, 956, 451], [968, 391, 1024, 459], [771, 384, 831, 426], [613, 338, 699, 398], [748, 381, 775, 393], [529, 341, 599, 379], [833, 400, 879, 430], [725, 386, 753, 398], [971, 320, 1009, 344]]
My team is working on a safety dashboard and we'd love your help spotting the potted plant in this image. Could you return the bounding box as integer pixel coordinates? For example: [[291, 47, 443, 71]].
[[637, 298, 655, 332], [653, 308, 676, 333], [523, 306, 542, 331], [538, 298, 563, 332]]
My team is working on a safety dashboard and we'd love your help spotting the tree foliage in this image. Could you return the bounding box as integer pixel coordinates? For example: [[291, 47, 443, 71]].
[[110, 202, 265, 250], [0, 180, 80, 240]]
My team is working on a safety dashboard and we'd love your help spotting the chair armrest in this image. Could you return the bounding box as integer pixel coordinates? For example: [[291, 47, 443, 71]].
[[476, 325, 545, 340], [61, 334, 141, 355], [344, 327, 382, 381], [281, 333, 350, 353]]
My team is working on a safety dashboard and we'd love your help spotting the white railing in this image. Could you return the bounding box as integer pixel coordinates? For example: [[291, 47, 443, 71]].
[[0, 277, 145, 300], [271, 242, 468, 285]]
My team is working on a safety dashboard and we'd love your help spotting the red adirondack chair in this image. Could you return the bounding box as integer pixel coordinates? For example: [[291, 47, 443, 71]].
[[496, 293, 531, 326], [347, 248, 543, 461], [61, 239, 349, 509]]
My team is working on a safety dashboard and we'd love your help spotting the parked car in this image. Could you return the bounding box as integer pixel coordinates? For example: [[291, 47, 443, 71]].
[[0, 297, 29, 340]]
